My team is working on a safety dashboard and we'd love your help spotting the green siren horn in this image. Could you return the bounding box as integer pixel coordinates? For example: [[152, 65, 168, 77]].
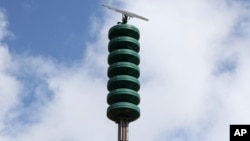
[[103, 4, 148, 141]]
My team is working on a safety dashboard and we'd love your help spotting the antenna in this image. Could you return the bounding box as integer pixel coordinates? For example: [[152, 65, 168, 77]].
[[102, 4, 149, 23]]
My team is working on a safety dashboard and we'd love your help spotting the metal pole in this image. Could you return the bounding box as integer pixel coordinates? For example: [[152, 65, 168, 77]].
[[118, 120, 128, 141]]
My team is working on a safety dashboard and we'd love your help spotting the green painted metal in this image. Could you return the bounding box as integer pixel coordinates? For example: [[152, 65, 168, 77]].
[[107, 75, 140, 91], [107, 102, 140, 122], [108, 62, 140, 78], [108, 49, 140, 65], [108, 36, 140, 52], [107, 24, 141, 123], [107, 88, 140, 105], [108, 24, 140, 40]]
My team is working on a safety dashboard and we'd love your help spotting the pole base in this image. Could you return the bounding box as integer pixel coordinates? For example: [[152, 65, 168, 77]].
[[118, 120, 129, 141]]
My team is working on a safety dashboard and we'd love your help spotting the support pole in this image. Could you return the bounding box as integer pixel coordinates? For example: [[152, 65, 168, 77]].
[[118, 120, 129, 141]]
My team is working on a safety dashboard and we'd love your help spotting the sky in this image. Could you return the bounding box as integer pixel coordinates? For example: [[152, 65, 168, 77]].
[[0, 0, 250, 141]]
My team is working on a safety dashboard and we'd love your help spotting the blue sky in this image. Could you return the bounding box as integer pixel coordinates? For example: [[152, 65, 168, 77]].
[[0, 0, 250, 141], [1, 0, 102, 61]]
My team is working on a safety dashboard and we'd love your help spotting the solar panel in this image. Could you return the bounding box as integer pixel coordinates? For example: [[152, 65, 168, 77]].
[[102, 4, 149, 23]]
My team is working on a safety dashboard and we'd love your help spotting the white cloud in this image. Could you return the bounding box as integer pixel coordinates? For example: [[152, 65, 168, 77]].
[[0, 46, 21, 132], [0, 0, 250, 141], [0, 10, 21, 137], [122, 1, 250, 141]]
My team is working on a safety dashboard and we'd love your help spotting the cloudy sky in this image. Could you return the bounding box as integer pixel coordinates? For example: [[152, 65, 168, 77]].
[[0, 0, 250, 141]]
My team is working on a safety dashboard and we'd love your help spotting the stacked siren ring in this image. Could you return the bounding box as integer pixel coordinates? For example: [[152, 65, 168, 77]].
[[107, 23, 141, 123]]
